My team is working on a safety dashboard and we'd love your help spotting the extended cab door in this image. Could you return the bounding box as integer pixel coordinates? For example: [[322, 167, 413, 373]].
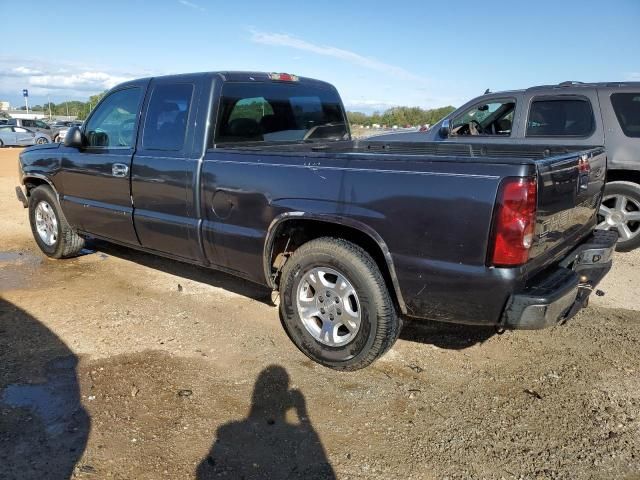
[[130, 77, 203, 261], [59, 81, 147, 244]]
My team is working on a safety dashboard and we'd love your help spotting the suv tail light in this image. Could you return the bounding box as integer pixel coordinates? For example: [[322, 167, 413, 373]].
[[490, 177, 537, 266]]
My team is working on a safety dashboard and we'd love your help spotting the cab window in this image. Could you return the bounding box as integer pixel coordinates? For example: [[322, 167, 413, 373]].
[[35, 120, 50, 129], [526, 97, 595, 137], [85, 88, 142, 148], [451, 99, 516, 136], [214, 82, 347, 145], [142, 83, 194, 151]]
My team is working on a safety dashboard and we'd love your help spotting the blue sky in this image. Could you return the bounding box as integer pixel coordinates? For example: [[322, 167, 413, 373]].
[[1, 0, 638, 112]]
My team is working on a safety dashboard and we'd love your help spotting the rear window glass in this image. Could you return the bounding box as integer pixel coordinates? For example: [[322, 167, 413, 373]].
[[213, 82, 347, 145], [143, 83, 193, 151], [611, 93, 640, 138], [526, 98, 595, 137]]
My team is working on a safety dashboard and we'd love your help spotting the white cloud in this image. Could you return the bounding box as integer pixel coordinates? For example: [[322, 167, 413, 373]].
[[11, 66, 43, 76], [626, 72, 640, 81], [29, 71, 129, 91], [0, 57, 141, 101], [178, 0, 205, 11], [249, 30, 421, 82]]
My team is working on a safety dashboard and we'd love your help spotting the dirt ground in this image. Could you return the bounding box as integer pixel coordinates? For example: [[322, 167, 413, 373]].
[[1, 147, 639, 480]]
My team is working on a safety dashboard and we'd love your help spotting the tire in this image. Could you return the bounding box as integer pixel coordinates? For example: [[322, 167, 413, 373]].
[[53, 135, 60, 143], [0, 139, 3, 148], [279, 237, 401, 371], [598, 181, 640, 252], [36, 137, 48, 144], [28, 185, 85, 258]]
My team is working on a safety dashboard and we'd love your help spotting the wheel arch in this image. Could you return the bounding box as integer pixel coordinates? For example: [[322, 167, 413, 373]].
[[607, 169, 640, 185], [22, 174, 60, 200], [263, 212, 407, 314]]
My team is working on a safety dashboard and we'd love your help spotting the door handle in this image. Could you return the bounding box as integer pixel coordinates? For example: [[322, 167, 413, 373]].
[[112, 163, 129, 177]]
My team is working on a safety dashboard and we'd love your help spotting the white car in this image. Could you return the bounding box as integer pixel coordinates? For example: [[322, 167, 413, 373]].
[[0, 125, 51, 147]]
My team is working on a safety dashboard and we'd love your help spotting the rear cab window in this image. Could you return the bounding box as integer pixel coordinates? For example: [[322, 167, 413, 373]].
[[142, 83, 194, 151], [610, 92, 640, 138], [213, 82, 348, 146], [526, 96, 595, 137]]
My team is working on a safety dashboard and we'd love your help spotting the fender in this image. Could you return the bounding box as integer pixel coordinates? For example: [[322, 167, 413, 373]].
[[21, 173, 61, 201], [263, 211, 407, 314]]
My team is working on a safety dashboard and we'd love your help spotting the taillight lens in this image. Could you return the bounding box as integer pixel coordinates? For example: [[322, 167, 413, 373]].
[[490, 177, 537, 266]]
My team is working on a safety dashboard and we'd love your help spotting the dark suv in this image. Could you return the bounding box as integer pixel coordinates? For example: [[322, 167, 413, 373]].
[[374, 82, 640, 251]]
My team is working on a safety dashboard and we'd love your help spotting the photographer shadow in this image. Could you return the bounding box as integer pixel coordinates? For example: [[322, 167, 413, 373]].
[[196, 365, 335, 480], [0, 299, 89, 479]]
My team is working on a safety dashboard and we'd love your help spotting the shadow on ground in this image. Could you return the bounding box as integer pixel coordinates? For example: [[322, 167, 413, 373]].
[[89, 240, 495, 350], [0, 299, 89, 479], [88, 240, 272, 304], [400, 318, 497, 349], [196, 365, 335, 480]]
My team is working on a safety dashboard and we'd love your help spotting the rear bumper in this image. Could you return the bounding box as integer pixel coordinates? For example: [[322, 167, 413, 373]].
[[501, 230, 618, 329]]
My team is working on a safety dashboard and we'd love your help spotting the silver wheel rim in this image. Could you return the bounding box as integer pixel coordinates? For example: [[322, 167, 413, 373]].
[[296, 267, 361, 347], [598, 193, 640, 242], [37, 137, 46, 144], [35, 201, 58, 246]]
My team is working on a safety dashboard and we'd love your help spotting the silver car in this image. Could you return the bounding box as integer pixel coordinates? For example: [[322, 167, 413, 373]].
[[0, 125, 52, 146]]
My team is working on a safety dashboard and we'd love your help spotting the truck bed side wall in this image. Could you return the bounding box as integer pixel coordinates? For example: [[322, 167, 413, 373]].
[[200, 150, 528, 324]]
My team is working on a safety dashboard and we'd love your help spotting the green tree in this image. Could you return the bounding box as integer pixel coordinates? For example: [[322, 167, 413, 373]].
[[347, 105, 456, 128]]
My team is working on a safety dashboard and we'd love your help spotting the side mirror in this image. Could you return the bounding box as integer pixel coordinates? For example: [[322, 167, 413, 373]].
[[439, 119, 451, 138], [64, 126, 84, 148]]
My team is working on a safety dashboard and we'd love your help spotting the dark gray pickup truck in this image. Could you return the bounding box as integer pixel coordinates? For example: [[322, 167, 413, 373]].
[[16, 72, 617, 370]]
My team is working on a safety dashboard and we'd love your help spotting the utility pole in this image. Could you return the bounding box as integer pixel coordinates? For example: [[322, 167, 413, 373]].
[[48, 94, 52, 120], [66, 102, 69, 120]]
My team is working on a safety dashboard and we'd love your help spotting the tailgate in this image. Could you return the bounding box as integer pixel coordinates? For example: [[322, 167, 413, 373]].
[[527, 147, 607, 272]]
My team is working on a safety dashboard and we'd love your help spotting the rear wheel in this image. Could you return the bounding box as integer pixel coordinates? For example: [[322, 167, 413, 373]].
[[597, 181, 640, 252], [29, 185, 85, 258], [279, 237, 401, 371], [36, 137, 48, 144]]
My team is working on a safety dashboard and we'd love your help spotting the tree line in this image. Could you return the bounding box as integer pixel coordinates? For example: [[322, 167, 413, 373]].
[[347, 105, 455, 127]]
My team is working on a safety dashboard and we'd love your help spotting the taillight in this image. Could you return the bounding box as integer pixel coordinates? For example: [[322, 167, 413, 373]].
[[490, 177, 537, 267]]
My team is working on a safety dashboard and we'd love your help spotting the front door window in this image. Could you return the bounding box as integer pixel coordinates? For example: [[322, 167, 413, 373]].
[[85, 88, 142, 148], [451, 100, 516, 136]]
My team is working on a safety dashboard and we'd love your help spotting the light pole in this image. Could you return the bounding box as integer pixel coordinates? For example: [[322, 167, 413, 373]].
[[22, 89, 29, 114], [48, 94, 52, 120]]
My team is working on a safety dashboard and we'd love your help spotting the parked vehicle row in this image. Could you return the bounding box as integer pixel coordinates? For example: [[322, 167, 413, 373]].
[[0, 125, 51, 147], [16, 71, 616, 370], [371, 81, 640, 251]]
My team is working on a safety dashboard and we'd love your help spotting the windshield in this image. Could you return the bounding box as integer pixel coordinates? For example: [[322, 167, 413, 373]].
[[214, 82, 348, 145]]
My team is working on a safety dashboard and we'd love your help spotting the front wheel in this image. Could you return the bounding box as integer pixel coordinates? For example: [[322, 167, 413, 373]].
[[36, 137, 49, 144], [279, 237, 401, 371], [29, 185, 85, 258], [598, 181, 640, 252]]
